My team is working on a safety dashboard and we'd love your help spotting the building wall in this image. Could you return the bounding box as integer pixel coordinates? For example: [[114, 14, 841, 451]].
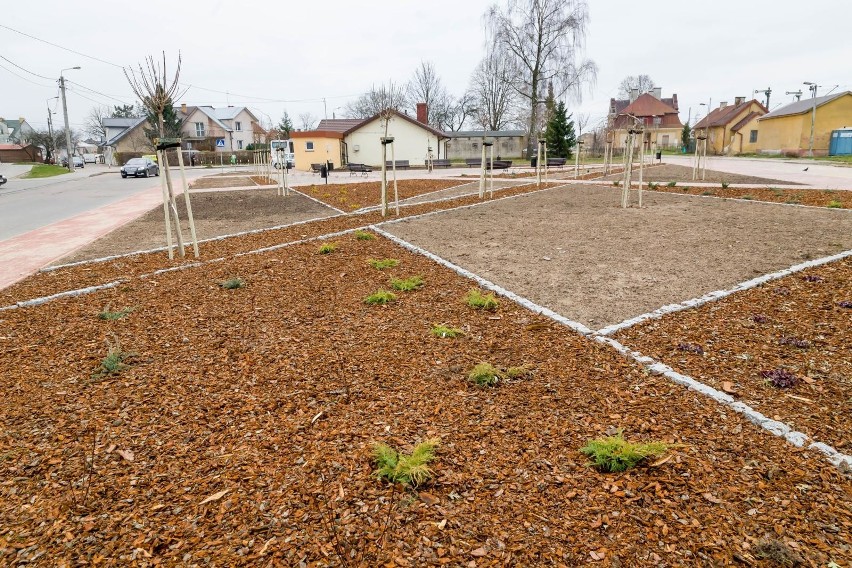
[[293, 135, 343, 171], [345, 115, 439, 167], [613, 127, 681, 150], [732, 115, 762, 154], [114, 125, 153, 154], [758, 95, 852, 156], [445, 136, 526, 160], [221, 109, 257, 151]]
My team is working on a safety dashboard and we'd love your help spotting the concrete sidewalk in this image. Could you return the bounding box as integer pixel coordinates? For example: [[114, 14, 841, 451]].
[[0, 184, 168, 291]]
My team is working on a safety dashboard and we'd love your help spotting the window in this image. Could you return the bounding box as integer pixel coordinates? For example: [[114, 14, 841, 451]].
[[749, 130, 758, 143], [235, 121, 242, 131], [195, 122, 205, 137], [237, 140, 243, 149], [662, 134, 670, 146], [306, 141, 315, 151]]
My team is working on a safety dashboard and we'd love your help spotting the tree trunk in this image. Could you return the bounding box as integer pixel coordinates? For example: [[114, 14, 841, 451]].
[[527, 76, 539, 158]]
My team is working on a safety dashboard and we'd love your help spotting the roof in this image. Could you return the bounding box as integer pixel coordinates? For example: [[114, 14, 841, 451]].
[[213, 106, 258, 122], [0, 143, 25, 150], [316, 119, 364, 133], [610, 94, 679, 115], [290, 130, 344, 139], [445, 130, 526, 138], [694, 99, 767, 129], [103, 117, 143, 128], [105, 117, 146, 146], [760, 91, 851, 120], [343, 110, 446, 138], [620, 93, 679, 118], [731, 111, 761, 132], [191, 106, 231, 131]]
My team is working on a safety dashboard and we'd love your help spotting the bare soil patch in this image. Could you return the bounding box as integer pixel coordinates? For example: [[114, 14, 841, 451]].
[[383, 186, 852, 328], [188, 175, 275, 190], [298, 179, 463, 211], [0, 182, 560, 305], [650, 184, 852, 209], [54, 189, 339, 264], [0, 234, 849, 565], [600, 163, 796, 185], [615, 258, 852, 451]]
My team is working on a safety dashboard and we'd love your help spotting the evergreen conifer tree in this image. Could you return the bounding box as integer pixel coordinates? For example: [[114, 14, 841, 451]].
[[545, 101, 576, 159]]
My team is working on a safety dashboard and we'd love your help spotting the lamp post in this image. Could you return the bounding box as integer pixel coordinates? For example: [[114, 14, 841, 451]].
[[45, 97, 58, 164], [803, 82, 818, 158], [59, 66, 81, 171]]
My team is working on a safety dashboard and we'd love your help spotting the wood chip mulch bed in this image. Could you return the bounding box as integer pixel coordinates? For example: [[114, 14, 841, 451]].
[[189, 176, 276, 190], [0, 181, 551, 307], [647, 184, 851, 209], [1, 234, 850, 566], [599, 164, 796, 186], [614, 257, 852, 453], [297, 180, 465, 211]]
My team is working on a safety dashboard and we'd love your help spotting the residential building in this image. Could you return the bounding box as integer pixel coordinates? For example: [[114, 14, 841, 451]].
[[0, 117, 35, 144], [0, 143, 42, 162], [608, 88, 682, 150], [102, 117, 150, 159], [757, 91, 852, 156], [293, 110, 446, 171], [443, 130, 527, 160], [693, 97, 768, 154], [180, 105, 259, 151]]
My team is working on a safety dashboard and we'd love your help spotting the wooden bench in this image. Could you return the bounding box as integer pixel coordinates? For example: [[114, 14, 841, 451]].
[[310, 163, 323, 174], [492, 160, 512, 170], [384, 160, 410, 169], [432, 159, 452, 168], [547, 157, 567, 168], [347, 163, 372, 176]]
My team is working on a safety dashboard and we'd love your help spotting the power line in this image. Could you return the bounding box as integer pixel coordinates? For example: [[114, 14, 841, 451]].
[[0, 54, 54, 80], [67, 80, 134, 105], [0, 23, 124, 68], [0, 61, 55, 88]]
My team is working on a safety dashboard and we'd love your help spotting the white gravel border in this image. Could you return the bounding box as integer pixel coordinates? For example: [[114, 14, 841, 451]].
[[0, 279, 127, 312]]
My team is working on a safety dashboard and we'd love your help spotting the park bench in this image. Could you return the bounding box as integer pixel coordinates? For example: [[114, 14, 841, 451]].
[[347, 163, 372, 176], [465, 158, 481, 167], [384, 160, 410, 169], [310, 163, 323, 174], [492, 160, 512, 170], [431, 159, 452, 168]]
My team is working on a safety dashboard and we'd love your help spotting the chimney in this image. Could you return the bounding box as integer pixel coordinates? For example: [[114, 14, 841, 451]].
[[719, 101, 728, 109], [734, 96, 745, 105], [629, 88, 639, 103], [651, 87, 661, 100], [416, 102, 428, 124], [19, 117, 25, 123], [181, 103, 187, 114]]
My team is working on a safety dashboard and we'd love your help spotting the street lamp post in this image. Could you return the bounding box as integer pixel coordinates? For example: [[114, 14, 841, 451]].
[[59, 66, 81, 171], [803, 82, 818, 158], [45, 97, 58, 164]]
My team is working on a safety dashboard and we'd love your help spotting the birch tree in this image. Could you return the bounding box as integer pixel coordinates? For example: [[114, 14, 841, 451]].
[[486, 0, 597, 155]]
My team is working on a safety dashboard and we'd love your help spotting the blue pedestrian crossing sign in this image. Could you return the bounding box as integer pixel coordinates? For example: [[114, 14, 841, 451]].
[[216, 139, 225, 148]]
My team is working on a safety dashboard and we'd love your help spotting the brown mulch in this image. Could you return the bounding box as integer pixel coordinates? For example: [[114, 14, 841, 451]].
[[0, 234, 849, 565], [0, 181, 553, 307], [297, 179, 463, 211], [600, 163, 796, 185], [648, 184, 851, 209], [189, 176, 276, 190], [615, 258, 852, 452]]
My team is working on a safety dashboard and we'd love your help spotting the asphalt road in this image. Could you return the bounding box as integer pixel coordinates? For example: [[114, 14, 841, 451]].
[[0, 164, 208, 241]]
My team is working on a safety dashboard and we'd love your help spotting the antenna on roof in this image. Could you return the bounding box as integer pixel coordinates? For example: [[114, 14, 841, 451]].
[[785, 90, 803, 102]]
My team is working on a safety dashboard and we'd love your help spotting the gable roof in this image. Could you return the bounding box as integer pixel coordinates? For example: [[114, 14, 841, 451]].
[[103, 117, 143, 128], [316, 118, 364, 133], [445, 130, 526, 138], [343, 110, 446, 138], [621, 93, 679, 118], [694, 99, 767, 129], [190, 106, 231, 131], [105, 117, 146, 145], [731, 111, 761, 132], [213, 106, 258, 122], [610, 94, 679, 116], [760, 91, 851, 120]]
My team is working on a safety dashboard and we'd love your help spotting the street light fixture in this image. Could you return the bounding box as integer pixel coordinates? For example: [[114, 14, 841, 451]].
[[59, 66, 81, 171], [803, 81, 819, 158]]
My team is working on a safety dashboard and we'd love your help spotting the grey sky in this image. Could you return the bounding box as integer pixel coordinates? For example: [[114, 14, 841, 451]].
[[2, 0, 850, 136]]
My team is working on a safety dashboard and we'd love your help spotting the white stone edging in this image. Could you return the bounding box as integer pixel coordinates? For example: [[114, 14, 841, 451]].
[[0, 279, 127, 312], [289, 188, 347, 214]]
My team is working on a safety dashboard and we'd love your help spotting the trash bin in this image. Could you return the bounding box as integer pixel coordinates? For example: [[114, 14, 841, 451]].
[[320, 164, 328, 179], [530, 157, 537, 168], [655, 151, 662, 161]]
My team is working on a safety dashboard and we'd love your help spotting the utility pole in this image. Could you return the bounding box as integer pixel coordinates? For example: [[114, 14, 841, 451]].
[[45, 96, 57, 164], [59, 67, 80, 171], [323, 98, 327, 119], [804, 82, 818, 157]]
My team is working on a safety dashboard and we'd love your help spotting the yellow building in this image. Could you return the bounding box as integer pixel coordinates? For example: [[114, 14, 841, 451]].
[[693, 97, 767, 154], [757, 91, 852, 156], [291, 130, 345, 171]]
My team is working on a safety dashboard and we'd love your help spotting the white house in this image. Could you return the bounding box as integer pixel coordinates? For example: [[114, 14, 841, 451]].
[[180, 105, 259, 151]]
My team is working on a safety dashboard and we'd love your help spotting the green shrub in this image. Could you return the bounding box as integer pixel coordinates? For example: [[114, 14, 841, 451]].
[[465, 289, 499, 311], [431, 324, 464, 338], [827, 200, 843, 209], [580, 431, 668, 472], [93, 345, 134, 380], [505, 365, 532, 379], [354, 230, 375, 240], [700, 190, 715, 196], [647, 182, 658, 190], [365, 290, 397, 305], [369, 258, 399, 270], [98, 306, 133, 320], [666, 181, 677, 187], [468, 363, 500, 387], [612, 180, 620, 187], [219, 278, 245, 289], [721, 181, 730, 189], [390, 276, 424, 291], [373, 439, 439, 486], [741, 195, 754, 200], [318, 242, 337, 254]]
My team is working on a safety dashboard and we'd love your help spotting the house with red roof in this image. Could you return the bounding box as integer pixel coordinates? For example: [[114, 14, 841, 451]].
[[694, 97, 768, 155], [608, 88, 682, 150]]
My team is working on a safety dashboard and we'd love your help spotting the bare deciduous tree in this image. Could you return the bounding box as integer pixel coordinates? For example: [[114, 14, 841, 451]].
[[441, 92, 477, 132], [406, 61, 451, 125], [617, 74, 655, 99], [85, 105, 110, 141], [486, 0, 597, 154], [469, 45, 518, 131], [344, 81, 407, 119], [298, 112, 317, 131]]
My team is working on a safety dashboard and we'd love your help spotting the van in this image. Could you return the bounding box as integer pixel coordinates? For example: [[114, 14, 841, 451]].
[[83, 153, 99, 164]]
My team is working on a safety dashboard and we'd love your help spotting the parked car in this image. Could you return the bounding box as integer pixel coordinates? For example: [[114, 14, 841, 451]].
[[83, 153, 100, 163], [72, 156, 85, 168], [121, 157, 159, 178], [0, 174, 7, 187]]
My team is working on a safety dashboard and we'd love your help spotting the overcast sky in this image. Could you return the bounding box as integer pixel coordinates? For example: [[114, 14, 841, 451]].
[[2, 0, 850, 137]]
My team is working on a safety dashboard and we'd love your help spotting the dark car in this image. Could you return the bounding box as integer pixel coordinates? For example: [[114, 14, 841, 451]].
[[0, 174, 6, 187], [121, 157, 159, 178]]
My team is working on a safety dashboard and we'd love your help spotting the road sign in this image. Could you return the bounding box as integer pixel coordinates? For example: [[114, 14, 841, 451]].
[[216, 139, 225, 148]]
